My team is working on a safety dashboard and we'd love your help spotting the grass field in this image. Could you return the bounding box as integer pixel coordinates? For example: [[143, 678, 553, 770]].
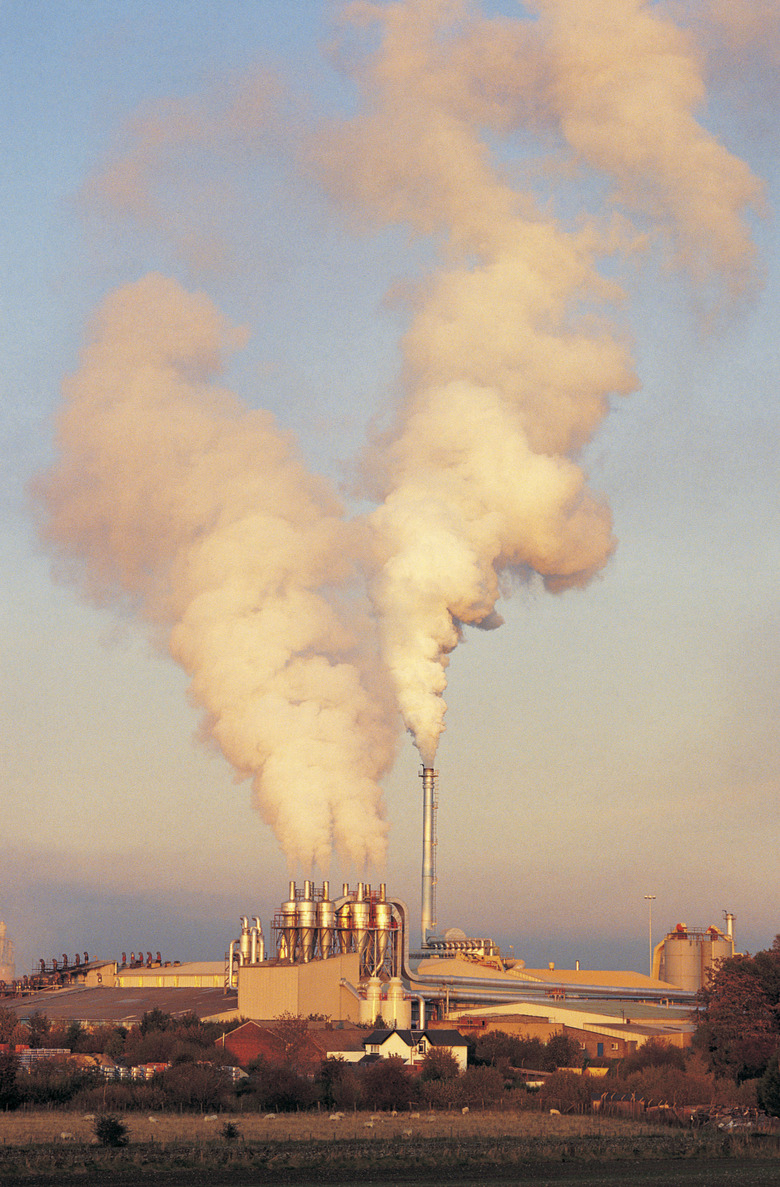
[[0, 1108, 672, 1145], [0, 1109, 778, 1185]]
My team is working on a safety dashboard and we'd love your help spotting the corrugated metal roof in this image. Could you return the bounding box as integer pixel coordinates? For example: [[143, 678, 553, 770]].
[[4, 985, 237, 1025]]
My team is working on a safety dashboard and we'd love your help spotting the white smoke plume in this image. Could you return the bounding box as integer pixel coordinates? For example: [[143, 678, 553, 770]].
[[37, 2, 762, 855], [312, 0, 761, 761], [35, 275, 397, 869]]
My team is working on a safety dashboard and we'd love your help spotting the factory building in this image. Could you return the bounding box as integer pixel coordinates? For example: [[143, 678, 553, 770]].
[[1, 766, 735, 1048]]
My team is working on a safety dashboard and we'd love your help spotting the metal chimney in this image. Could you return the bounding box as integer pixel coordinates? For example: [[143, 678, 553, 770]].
[[420, 766, 438, 946]]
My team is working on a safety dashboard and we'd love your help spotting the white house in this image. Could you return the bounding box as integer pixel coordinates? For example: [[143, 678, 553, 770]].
[[361, 1029, 469, 1072]]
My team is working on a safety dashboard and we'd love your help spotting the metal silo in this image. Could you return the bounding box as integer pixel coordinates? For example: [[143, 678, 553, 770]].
[[317, 881, 336, 960], [280, 881, 299, 963], [352, 882, 371, 971], [371, 883, 393, 975], [298, 880, 317, 963]]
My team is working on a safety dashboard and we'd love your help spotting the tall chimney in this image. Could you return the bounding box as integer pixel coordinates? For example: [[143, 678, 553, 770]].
[[420, 766, 438, 946]]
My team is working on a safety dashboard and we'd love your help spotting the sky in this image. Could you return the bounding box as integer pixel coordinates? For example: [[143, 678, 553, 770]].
[[2, 0, 778, 979]]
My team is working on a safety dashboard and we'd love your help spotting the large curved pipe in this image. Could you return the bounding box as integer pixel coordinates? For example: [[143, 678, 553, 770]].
[[389, 898, 694, 1007]]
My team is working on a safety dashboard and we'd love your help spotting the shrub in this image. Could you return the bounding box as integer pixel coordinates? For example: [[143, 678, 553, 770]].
[[318, 1056, 363, 1110], [155, 1063, 232, 1111], [245, 1061, 318, 1112], [0, 1051, 21, 1111], [757, 1056, 780, 1118], [618, 1039, 687, 1077], [459, 1065, 505, 1107], [539, 1071, 594, 1114], [18, 1058, 100, 1107], [361, 1056, 418, 1110], [545, 1033, 583, 1070], [94, 1114, 129, 1147], [419, 1047, 459, 1083]]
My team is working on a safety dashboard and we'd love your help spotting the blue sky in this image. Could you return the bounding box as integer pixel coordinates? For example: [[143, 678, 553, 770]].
[[2, 1, 777, 977]]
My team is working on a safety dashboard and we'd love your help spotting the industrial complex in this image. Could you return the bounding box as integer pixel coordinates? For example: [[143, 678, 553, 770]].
[[1, 767, 736, 1053]]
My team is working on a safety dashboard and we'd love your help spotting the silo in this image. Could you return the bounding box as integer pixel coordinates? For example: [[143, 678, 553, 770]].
[[280, 881, 299, 963], [658, 923, 735, 991], [661, 925, 702, 991], [371, 884, 393, 975], [352, 882, 371, 970], [239, 916, 252, 964], [298, 880, 317, 963], [337, 884, 353, 954], [385, 977, 411, 1028], [700, 926, 734, 986], [361, 975, 382, 1025], [317, 881, 336, 960]]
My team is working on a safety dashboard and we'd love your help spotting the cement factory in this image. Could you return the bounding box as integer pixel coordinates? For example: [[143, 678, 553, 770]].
[[0, 765, 738, 1054]]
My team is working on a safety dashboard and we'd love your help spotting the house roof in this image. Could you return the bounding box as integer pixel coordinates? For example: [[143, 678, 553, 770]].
[[363, 1029, 417, 1047], [422, 1029, 469, 1047], [322, 1031, 366, 1054], [362, 1028, 468, 1049]]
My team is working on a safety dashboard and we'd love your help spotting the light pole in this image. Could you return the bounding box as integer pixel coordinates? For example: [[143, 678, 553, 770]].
[[644, 895, 656, 977]]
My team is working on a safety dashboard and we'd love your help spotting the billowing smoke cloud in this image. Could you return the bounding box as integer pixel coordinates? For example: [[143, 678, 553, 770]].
[[37, 2, 761, 855], [35, 275, 397, 869], [311, 0, 760, 761]]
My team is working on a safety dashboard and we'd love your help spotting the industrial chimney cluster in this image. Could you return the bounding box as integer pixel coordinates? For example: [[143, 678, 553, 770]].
[[273, 880, 398, 980]]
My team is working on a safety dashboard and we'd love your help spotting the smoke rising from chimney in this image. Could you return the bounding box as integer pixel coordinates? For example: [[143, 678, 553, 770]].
[[36, 1, 762, 859], [35, 275, 397, 869]]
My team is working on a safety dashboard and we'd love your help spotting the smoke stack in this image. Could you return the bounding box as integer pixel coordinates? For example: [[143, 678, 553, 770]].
[[724, 911, 735, 942], [420, 766, 438, 946]]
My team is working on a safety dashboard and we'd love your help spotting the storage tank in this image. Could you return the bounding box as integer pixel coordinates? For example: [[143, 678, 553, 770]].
[[280, 882, 299, 962], [655, 922, 735, 991], [385, 976, 411, 1028], [360, 975, 382, 1025], [338, 883, 354, 954], [371, 884, 393, 974], [317, 881, 336, 960], [297, 881, 317, 963], [352, 882, 371, 968]]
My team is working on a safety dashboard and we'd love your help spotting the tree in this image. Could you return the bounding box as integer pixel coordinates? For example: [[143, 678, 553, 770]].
[[271, 1012, 310, 1068], [474, 1030, 545, 1069], [539, 1071, 594, 1114], [318, 1056, 363, 1110], [619, 1038, 686, 1077], [156, 1063, 231, 1111], [695, 950, 780, 1082], [27, 1011, 51, 1049], [545, 1033, 583, 1070], [757, 1056, 780, 1118], [361, 1056, 418, 1110], [0, 1006, 17, 1045], [0, 1051, 20, 1111], [419, 1047, 459, 1082], [458, 1065, 505, 1107], [247, 1059, 318, 1111], [140, 1009, 174, 1035]]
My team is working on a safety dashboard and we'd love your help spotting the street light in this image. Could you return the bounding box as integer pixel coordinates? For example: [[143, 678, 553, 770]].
[[644, 895, 656, 977]]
